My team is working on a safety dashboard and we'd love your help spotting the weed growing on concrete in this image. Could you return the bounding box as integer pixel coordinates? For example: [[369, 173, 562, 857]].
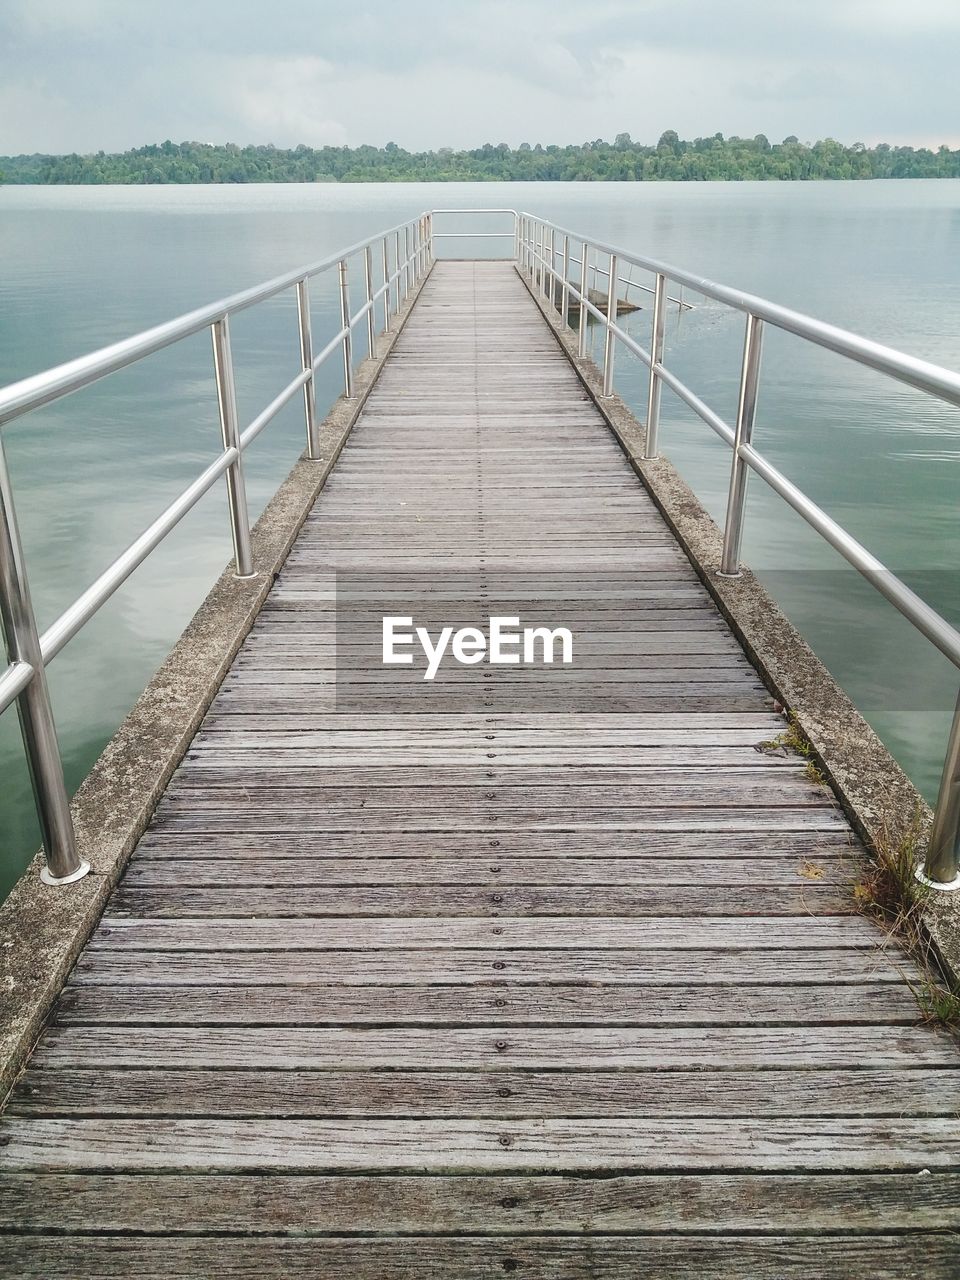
[[804, 759, 828, 787], [765, 709, 959, 1031], [854, 807, 960, 1032], [915, 982, 960, 1027], [853, 807, 927, 928], [760, 713, 829, 787]]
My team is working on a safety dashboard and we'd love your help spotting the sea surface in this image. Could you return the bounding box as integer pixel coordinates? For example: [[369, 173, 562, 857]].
[[1, 180, 958, 899]]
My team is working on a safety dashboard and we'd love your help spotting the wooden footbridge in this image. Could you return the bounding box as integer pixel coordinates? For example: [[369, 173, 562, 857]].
[[1, 218, 960, 1276]]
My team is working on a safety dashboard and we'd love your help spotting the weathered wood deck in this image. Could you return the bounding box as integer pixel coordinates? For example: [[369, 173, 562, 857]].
[[1, 261, 959, 1276]]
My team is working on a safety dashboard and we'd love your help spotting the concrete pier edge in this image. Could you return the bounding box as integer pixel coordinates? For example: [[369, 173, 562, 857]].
[[0, 263, 434, 1100], [516, 263, 960, 988]]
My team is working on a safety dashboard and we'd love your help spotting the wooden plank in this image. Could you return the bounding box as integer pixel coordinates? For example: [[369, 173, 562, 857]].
[[9, 1066, 945, 1117], [3, 1117, 960, 1171], [181, 711, 803, 732], [159, 779, 827, 806], [0, 1173, 958, 1233], [146, 808, 848, 832], [135, 828, 852, 858], [123, 854, 860, 885], [0, 1233, 956, 1279], [88, 915, 880, 951], [180, 748, 798, 767], [186, 727, 783, 746], [106, 883, 856, 917], [50, 983, 914, 1027], [209, 701, 776, 717], [69, 946, 917, 986], [30, 1025, 953, 1069]]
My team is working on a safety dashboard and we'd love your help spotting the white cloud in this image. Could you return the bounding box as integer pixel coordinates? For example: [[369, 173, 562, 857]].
[[0, 0, 956, 153], [838, 0, 960, 31], [222, 56, 348, 147]]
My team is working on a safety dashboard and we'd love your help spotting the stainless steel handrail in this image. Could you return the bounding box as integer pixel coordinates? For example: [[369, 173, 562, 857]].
[[519, 212, 960, 889], [0, 215, 425, 427], [0, 213, 433, 883], [4, 204, 957, 892]]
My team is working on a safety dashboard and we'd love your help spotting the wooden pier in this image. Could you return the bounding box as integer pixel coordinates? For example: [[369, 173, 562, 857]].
[[1, 262, 958, 1276]]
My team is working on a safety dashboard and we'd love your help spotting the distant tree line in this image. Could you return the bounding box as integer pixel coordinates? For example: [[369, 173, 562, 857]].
[[2, 132, 959, 184]]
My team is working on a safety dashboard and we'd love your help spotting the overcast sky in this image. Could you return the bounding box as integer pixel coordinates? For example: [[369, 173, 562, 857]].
[[1, 0, 957, 155]]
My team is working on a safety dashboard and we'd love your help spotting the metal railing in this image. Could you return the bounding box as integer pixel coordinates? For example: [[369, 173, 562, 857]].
[[0, 212, 436, 884], [517, 211, 960, 891], [3, 206, 959, 893]]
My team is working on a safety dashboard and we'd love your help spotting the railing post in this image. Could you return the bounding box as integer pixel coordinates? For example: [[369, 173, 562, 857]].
[[0, 435, 87, 885], [514, 213, 521, 264], [211, 317, 255, 578], [393, 231, 402, 315], [412, 220, 421, 284], [296, 279, 321, 461], [922, 691, 960, 888], [643, 272, 667, 458], [338, 259, 355, 399], [535, 223, 543, 293], [381, 237, 391, 333], [404, 225, 412, 298], [719, 314, 764, 576], [578, 241, 589, 359], [363, 245, 376, 358], [601, 253, 618, 397], [561, 235, 570, 326]]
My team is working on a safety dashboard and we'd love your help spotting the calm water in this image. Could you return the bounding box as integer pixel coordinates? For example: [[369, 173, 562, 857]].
[[1, 181, 958, 898]]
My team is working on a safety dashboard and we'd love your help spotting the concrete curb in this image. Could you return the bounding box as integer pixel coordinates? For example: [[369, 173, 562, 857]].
[[515, 263, 960, 984], [0, 263, 434, 1101]]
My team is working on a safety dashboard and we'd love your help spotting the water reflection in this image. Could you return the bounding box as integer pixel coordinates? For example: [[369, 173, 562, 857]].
[[0, 180, 958, 897]]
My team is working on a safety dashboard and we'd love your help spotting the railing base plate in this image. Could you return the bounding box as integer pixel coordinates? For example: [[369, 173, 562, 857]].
[[915, 865, 960, 893], [40, 860, 91, 887]]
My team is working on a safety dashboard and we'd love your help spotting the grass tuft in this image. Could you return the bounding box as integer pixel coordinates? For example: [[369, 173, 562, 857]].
[[761, 713, 829, 787], [853, 807, 960, 1032], [770, 708, 960, 1032], [853, 807, 927, 929]]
